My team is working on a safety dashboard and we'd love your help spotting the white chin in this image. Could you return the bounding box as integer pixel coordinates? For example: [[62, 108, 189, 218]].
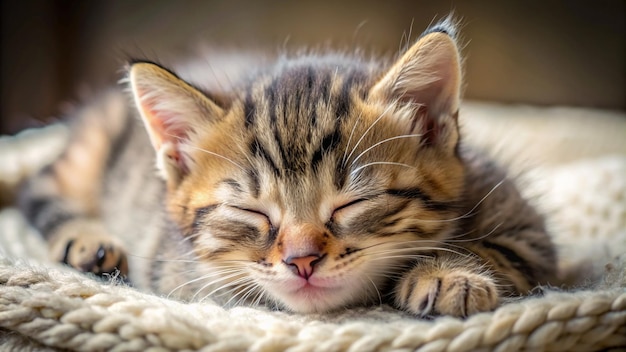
[[268, 280, 369, 313]]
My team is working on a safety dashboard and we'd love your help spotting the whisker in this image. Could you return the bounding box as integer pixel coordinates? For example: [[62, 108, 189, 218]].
[[198, 277, 254, 304], [198, 281, 242, 304], [252, 288, 267, 307], [226, 281, 260, 307], [184, 144, 246, 171], [166, 267, 245, 298], [342, 109, 365, 168], [418, 178, 506, 223], [367, 254, 432, 262], [127, 253, 200, 264], [365, 243, 474, 258], [345, 102, 397, 165], [351, 161, 417, 177], [364, 274, 383, 307], [165, 132, 246, 171], [351, 133, 422, 166], [202, 274, 254, 300], [191, 270, 247, 301], [444, 222, 503, 243], [214, 276, 257, 304]]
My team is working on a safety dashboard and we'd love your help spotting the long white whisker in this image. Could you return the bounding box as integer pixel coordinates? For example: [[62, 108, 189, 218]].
[[367, 254, 432, 262], [345, 102, 397, 165], [365, 274, 383, 306], [252, 288, 267, 307], [191, 270, 247, 301], [351, 161, 416, 177], [184, 144, 246, 171], [198, 276, 255, 304], [351, 133, 422, 166], [166, 267, 244, 298], [128, 255, 202, 265], [444, 222, 503, 243], [228, 282, 261, 307], [217, 276, 257, 304], [365, 245, 473, 258], [342, 110, 365, 167], [198, 281, 243, 304], [419, 178, 506, 223], [165, 132, 245, 171], [203, 274, 254, 300]]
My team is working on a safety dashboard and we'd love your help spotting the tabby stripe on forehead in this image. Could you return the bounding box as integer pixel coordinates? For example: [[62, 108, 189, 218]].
[[304, 67, 317, 124], [307, 67, 319, 126], [250, 138, 281, 176], [244, 92, 256, 128], [264, 87, 290, 172], [386, 188, 452, 211], [319, 71, 332, 104], [334, 71, 366, 118], [272, 124, 291, 171], [311, 128, 342, 172], [334, 75, 353, 119]]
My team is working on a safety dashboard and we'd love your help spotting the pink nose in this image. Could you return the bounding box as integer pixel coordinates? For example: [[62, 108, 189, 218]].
[[284, 255, 323, 280]]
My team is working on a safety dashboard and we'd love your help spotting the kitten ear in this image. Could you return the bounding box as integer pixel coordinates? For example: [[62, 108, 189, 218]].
[[128, 61, 223, 184], [370, 25, 461, 150]]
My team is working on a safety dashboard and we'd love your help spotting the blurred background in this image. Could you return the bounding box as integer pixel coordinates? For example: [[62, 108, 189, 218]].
[[1, 0, 624, 135]]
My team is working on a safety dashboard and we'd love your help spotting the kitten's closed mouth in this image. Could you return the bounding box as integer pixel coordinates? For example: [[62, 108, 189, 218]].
[[287, 276, 337, 296]]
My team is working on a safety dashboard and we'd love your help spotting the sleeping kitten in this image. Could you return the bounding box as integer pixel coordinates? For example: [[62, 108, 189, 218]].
[[20, 19, 557, 317]]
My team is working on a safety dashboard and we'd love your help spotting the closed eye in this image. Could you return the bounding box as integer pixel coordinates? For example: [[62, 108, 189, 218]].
[[230, 205, 271, 224], [333, 198, 368, 215]]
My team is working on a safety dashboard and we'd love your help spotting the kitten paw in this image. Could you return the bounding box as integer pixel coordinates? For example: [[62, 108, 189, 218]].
[[49, 221, 128, 278], [62, 237, 128, 277], [401, 271, 498, 317]]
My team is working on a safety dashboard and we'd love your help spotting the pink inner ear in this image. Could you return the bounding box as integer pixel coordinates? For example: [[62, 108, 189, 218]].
[[141, 95, 190, 149], [144, 109, 166, 150], [143, 97, 188, 173], [411, 105, 441, 148]]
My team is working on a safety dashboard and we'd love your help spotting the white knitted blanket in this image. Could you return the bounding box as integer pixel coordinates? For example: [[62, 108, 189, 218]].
[[1, 102, 625, 351]]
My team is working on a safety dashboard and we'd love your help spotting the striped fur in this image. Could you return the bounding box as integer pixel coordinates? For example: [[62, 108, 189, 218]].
[[20, 19, 557, 317]]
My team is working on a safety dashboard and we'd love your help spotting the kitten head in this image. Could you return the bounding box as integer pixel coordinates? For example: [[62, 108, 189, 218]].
[[128, 21, 465, 312]]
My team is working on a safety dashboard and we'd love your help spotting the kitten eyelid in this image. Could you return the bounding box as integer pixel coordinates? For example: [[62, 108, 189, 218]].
[[331, 192, 385, 219], [334, 198, 369, 213], [230, 205, 270, 220]]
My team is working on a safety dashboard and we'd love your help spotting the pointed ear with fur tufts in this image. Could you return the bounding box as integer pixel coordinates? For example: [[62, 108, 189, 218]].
[[370, 24, 462, 152], [128, 61, 224, 185]]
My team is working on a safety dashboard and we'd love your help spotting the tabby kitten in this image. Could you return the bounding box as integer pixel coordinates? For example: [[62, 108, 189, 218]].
[[20, 19, 557, 317]]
